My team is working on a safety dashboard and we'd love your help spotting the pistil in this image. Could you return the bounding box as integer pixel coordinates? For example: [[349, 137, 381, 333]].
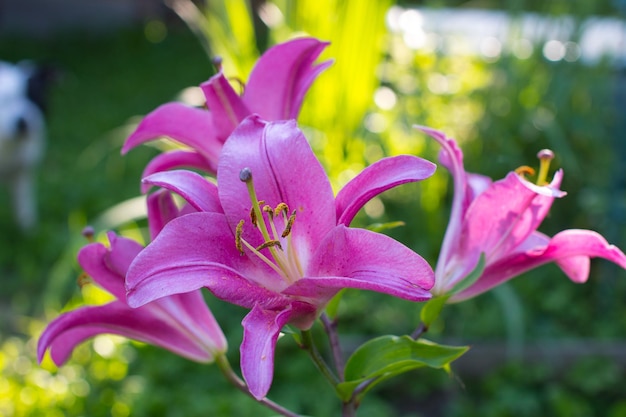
[[536, 149, 554, 186]]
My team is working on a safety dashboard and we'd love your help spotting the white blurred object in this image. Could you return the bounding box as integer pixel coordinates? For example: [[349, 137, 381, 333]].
[[0, 61, 50, 231]]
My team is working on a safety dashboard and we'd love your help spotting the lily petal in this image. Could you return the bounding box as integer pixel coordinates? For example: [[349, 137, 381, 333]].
[[243, 38, 332, 120], [126, 212, 287, 308], [142, 170, 223, 214], [287, 226, 434, 302], [122, 103, 222, 160], [147, 190, 180, 239], [416, 127, 472, 286], [461, 171, 560, 265], [38, 301, 214, 365], [201, 72, 250, 142], [77, 238, 139, 301], [241, 302, 315, 400], [335, 155, 436, 226], [218, 116, 336, 251], [140, 150, 216, 193], [455, 229, 626, 301], [154, 292, 228, 355]]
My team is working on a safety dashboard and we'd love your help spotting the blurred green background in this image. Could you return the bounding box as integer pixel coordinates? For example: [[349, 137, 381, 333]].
[[1, 0, 625, 416]]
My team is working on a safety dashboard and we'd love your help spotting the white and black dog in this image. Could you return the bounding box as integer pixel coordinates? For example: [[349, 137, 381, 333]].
[[0, 61, 54, 232]]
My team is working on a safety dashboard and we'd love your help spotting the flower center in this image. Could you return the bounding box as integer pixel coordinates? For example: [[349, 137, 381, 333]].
[[514, 148, 555, 185], [237, 168, 303, 284]]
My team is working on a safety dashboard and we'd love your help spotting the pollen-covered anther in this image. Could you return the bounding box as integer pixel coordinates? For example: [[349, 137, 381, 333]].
[[515, 165, 536, 178], [274, 203, 289, 218], [263, 205, 274, 218], [249, 200, 265, 227], [256, 240, 283, 251], [77, 272, 93, 288], [282, 210, 297, 238], [235, 220, 245, 254]]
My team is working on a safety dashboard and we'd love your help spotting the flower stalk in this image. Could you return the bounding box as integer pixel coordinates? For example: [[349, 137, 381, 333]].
[[215, 354, 302, 417]]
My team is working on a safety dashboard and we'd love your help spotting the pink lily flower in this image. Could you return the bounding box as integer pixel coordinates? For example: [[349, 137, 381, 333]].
[[418, 126, 626, 301], [38, 195, 227, 366], [126, 115, 437, 399], [122, 37, 331, 191]]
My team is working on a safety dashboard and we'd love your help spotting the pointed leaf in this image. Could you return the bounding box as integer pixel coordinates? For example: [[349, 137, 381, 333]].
[[338, 336, 468, 400]]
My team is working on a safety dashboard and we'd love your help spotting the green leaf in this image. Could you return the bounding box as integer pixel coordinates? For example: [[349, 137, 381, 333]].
[[419, 295, 450, 327], [451, 253, 486, 295], [337, 336, 469, 401], [366, 221, 405, 233]]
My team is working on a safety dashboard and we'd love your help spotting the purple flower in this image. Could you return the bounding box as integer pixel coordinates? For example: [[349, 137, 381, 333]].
[[122, 37, 331, 190], [38, 195, 227, 366], [418, 126, 626, 301], [126, 115, 437, 399]]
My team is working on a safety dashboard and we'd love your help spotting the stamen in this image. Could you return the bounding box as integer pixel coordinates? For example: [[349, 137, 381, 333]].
[[250, 201, 264, 227], [263, 205, 274, 218], [235, 220, 245, 254], [229, 77, 246, 95], [536, 149, 555, 185], [82, 225, 95, 243], [515, 165, 535, 178], [256, 240, 283, 251], [237, 168, 303, 284], [282, 210, 297, 238], [77, 272, 92, 288], [274, 203, 289, 218]]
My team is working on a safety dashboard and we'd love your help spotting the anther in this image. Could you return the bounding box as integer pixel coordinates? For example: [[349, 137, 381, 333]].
[[77, 272, 92, 288], [515, 165, 535, 178], [282, 210, 297, 238], [235, 220, 245, 254], [256, 240, 283, 251], [249, 200, 265, 227], [263, 205, 274, 220], [274, 203, 289, 218]]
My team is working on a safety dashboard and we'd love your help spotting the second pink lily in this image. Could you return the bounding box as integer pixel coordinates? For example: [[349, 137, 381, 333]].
[[419, 126, 626, 301], [122, 37, 332, 190]]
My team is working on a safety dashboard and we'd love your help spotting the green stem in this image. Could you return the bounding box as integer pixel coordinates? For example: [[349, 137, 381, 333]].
[[215, 354, 302, 417], [300, 329, 340, 386]]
